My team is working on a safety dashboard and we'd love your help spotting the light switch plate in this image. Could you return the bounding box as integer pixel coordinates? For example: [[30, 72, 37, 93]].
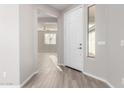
[[3, 72, 6, 79], [120, 40, 124, 46], [122, 78, 124, 85]]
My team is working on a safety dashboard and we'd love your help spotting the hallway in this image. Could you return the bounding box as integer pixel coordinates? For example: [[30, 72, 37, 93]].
[[23, 53, 110, 88]]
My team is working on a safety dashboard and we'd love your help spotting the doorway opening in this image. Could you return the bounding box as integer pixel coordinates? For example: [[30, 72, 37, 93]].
[[37, 9, 60, 72]]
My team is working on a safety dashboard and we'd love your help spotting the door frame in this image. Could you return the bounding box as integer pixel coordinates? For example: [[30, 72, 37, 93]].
[[63, 5, 84, 72]]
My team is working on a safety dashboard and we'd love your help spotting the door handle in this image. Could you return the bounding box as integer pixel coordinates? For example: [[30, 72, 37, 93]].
[[78, 47, 82, 49]]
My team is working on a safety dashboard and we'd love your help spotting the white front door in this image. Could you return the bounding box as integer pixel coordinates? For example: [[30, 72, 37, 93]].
[[64, 7, 84, 71]]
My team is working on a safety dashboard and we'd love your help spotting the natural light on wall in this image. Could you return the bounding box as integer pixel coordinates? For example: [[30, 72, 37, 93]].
[[88, 5, 96, 57]]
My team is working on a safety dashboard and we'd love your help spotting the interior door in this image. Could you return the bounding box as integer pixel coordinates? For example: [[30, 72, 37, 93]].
[[64, 7, 84, 71]]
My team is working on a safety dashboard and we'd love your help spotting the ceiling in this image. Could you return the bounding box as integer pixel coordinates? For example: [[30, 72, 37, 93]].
[[48, 4, 73, 11], [37, 9, 57, 18], [37, 4, 73, 18], [37, 12, 51, 18]]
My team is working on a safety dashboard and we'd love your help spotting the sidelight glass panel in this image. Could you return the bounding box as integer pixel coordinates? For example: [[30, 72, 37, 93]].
[[88, 5, 96, 57]]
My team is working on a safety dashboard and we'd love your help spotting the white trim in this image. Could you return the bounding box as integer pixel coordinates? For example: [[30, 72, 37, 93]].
[[20, 70, 39, 88], [0, 85, 20, 88], [83, 71, 114, 88], [64, 5, 83, 15]]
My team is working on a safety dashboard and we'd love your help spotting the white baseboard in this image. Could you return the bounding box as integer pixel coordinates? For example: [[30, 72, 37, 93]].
[[83, 71, 114, 88], [0, 85, 20, 88], [58, 63, 65, 66], [20, 70, 39, 88]]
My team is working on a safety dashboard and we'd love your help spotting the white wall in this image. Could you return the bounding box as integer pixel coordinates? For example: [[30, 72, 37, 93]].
[[0, 4, 37, 87], [0, 4, 61, 87], [107, 5, 124, 88], [19, 4, 37, 84], [56, 15, 64, 65], [84, 5, 108, 80], [0, 5, 20, 86], [84, 4, 124, 88]]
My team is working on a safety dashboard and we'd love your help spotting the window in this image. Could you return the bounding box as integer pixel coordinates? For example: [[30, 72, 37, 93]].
[[44, 33, 56, 44], [88, 5, 96, 57]]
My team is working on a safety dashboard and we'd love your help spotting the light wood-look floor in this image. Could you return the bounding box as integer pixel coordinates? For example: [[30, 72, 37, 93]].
[[23, 53, 110, 88]]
